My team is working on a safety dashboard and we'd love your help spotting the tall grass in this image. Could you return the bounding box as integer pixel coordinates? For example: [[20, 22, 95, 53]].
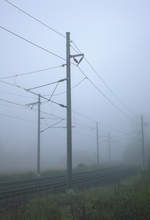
[[0, 170, 150, 220]]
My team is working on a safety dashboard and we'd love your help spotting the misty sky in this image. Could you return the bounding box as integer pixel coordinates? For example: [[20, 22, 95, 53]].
[[0, 0, 150, 172]]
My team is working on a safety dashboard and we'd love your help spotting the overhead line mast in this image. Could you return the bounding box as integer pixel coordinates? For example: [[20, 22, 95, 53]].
[[66, 32, 84, 189], [66, 32, 72, 189], [96, 122, 100, 165]]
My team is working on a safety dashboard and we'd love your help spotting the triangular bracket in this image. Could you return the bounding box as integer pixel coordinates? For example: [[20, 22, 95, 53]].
[[70, 53, 84, 65]]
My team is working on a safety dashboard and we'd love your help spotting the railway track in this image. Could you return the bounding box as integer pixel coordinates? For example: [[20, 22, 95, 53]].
[[0, 166, 138, 210]]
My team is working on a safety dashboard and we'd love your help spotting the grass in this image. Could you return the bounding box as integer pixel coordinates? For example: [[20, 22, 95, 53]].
[[0, 169, 150, 219]]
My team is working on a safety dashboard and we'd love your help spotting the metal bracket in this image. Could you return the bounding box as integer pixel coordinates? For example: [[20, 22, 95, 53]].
[[70, 53, 84, 65]]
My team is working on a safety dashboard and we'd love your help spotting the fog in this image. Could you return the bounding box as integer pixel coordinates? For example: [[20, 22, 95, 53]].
[[0, 0, 150, 174]]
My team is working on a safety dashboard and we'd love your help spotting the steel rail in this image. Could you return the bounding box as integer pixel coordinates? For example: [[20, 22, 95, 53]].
[[0, 166, 138, 209]]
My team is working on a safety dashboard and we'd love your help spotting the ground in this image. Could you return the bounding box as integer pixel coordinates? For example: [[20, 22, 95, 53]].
[[0, 169, 150, 220]]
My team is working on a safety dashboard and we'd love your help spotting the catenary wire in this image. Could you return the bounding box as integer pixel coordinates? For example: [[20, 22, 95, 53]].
[[0, 64, 65, 80], [0, 23, 103, 124], [76, 66, 133, 120], [0, 112, 34, 123], [72, 109, 96, 123], [0, 97, 26, 107], [71, 41, 134, 116], [1, 1, 134, 122], [71, 43, 134, 121], [0, 17, 132, 125], [75, 121, 95, 130], [3, 0, 65, 38], [0, 25, 65, 61], [40, 119, 65, 133], [40, 110, 65, 120], [0, 89, 34, 99]]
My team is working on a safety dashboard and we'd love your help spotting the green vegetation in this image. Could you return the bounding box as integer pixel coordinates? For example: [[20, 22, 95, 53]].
[[0, 169, 150, 219]]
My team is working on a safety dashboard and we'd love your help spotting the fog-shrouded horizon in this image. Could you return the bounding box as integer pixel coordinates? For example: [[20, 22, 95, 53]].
[[0, 0, 150, 174]]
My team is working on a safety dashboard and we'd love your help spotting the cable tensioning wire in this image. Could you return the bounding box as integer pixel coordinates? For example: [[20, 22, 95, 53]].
[[0, 112, 34, 123], [0, 25, 65, 61], [40, 119, 65, 133], [75, 121, 95, 131], [3, 0, 65, 38], [71, 41, 134, 116], [0, 89, 35, 99], [72, 110, 96, 123], [84, 58, 134, 115], [40, 110, 65, 120], [76, 66, 133, 120], [71, 43, 134, 120], [71, 44, 81, 54], [72, 77, 87, 89], [0, 97, 26, 107], [46, 77, 87, 97], [0, 102, 25, 111], [71, 42, 112, 90], [0, 64, 65, 80]]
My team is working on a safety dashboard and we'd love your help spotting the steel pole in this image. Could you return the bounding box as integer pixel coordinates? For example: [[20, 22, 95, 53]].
[[96, 122, 100, 165], [141, 115, 145, 169], [66, 32, 72, 188], [108, 133, 111, 163], [37, 94, 41, 176]]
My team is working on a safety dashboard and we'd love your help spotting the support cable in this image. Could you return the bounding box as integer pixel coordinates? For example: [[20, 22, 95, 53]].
[[40, 119, 64, 133], [0, 64, 65, 80], [3, 0, 65, 38], [47, 77, 87, 97], [0, 97, 26, 107], [0, 112, 34, 123], [76, 66, 133, 120], [0, 25, 65, 61], [71, 41, 134, 116]]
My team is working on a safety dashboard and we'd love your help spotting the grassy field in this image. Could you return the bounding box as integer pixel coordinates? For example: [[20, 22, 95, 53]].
[[0, 169, 150, 220]]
